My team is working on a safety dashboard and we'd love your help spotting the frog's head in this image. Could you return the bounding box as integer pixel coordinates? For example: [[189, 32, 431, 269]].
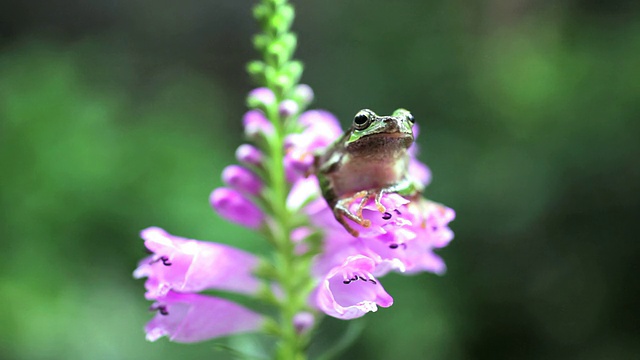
[[346, 108, 415, 153]]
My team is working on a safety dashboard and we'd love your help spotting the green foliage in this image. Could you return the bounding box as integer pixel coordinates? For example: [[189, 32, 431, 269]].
[[0, 41, 261, 360]]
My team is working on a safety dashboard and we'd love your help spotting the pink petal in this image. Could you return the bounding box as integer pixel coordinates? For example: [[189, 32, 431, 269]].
[[279, 99, 299, 117], [222, 165, 263, 195], [242, 109, 274, 138], [364, 199, 454, 275], [235, 144, 263, 166], [293, 84, 314, 104], [210, 187, 265, 229], [287, 176, 320, 211], [315, 255, 393, 320], [145, 291, 264, 343], [134, 227, 260, 298], [247, 87, 275, 106], [293, 312, 315, 334], [409, 158, 432, 188]]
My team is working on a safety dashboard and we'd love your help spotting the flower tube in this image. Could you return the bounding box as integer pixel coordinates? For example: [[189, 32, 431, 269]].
[[134, 227, 260, 299], [145, 291, 265, 343]]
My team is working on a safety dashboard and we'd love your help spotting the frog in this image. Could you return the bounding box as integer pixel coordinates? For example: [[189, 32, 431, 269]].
[[314, 108, 420, 237]]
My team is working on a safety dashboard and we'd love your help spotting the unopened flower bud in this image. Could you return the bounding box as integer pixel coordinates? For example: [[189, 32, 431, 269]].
[[235, 144, 263, 166], [278, 99, 299, 118], [293, 84, 314, 105], [247, 87, 275, 109], [243, 110, 274, 138], [293, 312, 315, 334], [283, 154, 313, 183], [222, 165, 263, 195], [210, 188, 264, 229]]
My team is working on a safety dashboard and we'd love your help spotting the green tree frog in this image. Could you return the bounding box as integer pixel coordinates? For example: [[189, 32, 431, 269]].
[[314, 108, 419, 236]]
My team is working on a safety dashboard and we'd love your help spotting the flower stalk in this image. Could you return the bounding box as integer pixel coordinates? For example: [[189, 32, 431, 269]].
[[134, 0, 456, 358], [248, 0, 314, 358]]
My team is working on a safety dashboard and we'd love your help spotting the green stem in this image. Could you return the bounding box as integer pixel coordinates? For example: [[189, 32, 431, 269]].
[[250, 0, 313, 359]]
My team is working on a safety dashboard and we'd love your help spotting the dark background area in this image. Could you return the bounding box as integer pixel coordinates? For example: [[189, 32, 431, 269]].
[[1, 0, 639, 359]]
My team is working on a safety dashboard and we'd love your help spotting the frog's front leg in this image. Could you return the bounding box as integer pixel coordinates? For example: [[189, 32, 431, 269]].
[[334, 178, 418, 237], [318, 171, 368, 236], [373, 176, 419, 213], [333, 191, 372, 237]]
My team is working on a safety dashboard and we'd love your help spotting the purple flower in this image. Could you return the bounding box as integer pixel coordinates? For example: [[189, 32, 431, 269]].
[[283, 154, 313, 183], [134, 227, 260, 299], [247, 87, 276, 108], [222, 165, 263, 195], [236, 144, 264, 166], [243, 110, 274, 138], [279, 99, 299, 118], [315, 255, 393, 320], [409, 158, 432, 189], [210, 187, 265, 229], [284, 110, 342, 175], [306, 192, 412, 238], [306, 191, 455, 277], [411, 199, 456, 249], [293, 84, 314, 105], [297, 110, 343, 147], [407, 123, 422, 157], [345, 194, 412, 238], [136, 84, 456, 350], [293, 312, 315, 334], [360, 199, 455, 276], [394, 199, 454, 274], [290, 226, 314, 255], [145, 291, 265, 343], [286, 176, 321, 212]]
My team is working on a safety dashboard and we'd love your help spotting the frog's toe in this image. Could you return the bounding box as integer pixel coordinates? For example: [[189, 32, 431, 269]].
[[347, 228, 360, 237], [374, 191, 387, 213], [335, 213, 361, 237], [333, 204, 370, 236]]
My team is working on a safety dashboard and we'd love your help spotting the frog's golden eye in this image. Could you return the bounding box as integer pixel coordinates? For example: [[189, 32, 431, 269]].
[[353, 111, 371, 130]]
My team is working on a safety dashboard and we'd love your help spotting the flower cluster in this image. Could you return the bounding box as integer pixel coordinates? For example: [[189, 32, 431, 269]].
[[134, 1, 455, 355], [284, 108, 455, 319], [134, 86, 455, 342], [133, 227, 265, 342]]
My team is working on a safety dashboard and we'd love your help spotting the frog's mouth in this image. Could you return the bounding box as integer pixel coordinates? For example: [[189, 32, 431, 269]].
[[362, 131, 413, 140], [348, 131, 414, 154]]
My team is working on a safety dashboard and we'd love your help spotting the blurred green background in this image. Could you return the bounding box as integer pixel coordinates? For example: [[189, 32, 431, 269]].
[[1, 0, 639, 359]]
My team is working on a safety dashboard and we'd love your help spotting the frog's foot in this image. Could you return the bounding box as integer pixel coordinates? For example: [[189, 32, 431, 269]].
[[374, 189, 388, 213], [334, 191, 372, 237]]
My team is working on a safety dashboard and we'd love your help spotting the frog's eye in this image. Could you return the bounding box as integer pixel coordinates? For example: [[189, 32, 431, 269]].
[[407, 113, 415, 124], [353, 111, 371, 130]]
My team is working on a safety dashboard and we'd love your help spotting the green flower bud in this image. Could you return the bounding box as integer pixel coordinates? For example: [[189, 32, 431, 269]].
[[247, 61, 267, 85]]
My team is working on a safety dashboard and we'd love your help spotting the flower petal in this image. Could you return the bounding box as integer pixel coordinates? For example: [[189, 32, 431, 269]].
[[409, 158, 432, 189], [134, 227, 260, 298], [287, 176, 320, 211], [292, 84, 314, 105], [235, 144, 263, 166], [145, 291, 265, 343], [279, 99, 299, 118], [315, 255, 393, 320], [247, 87, 275, 107], [243, 109, 274, 138], [222, 165, 263, 195], [363, 199, 455, 275], [210, 187, 265, 229]]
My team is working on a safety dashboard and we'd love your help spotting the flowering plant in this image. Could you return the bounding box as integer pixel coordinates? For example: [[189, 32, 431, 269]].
[[134, 0, 455, 358]]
